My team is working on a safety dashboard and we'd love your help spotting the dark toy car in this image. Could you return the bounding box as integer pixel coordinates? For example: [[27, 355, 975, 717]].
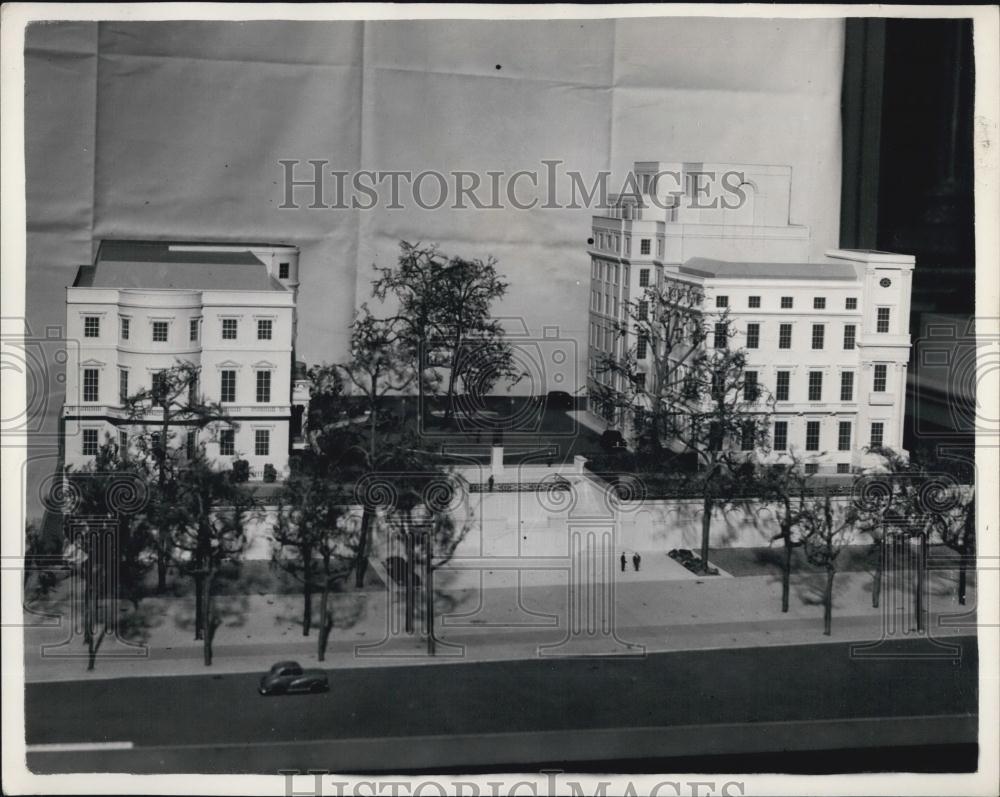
[[258, 661, 329, 695], [544, 391, 575, 411]]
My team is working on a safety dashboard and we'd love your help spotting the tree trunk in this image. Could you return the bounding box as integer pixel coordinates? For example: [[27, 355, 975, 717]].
[[915, 535, 926, 633], [958, 541, 967, 606], [203, 571, 217, 666], [425, 533, 435, 656], [156, 547, 168, 593], [872, 537, 883, 609], [194, 571, 205, 640], [823, 568, 835, 636], [87, 626, 106, 672], [781, 529, 792, 613], [700, 494, 713, 574], [302, 547, 313, 636], [318, 582, 332, 662], [404, 530, 416, 634], [355, 507, 372, 588]]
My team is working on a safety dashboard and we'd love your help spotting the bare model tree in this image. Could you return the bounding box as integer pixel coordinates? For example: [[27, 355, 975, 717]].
[[800, 487, 857, 635], [372, 241, 521, 426], [123, 361, 232, 593], [595, 275, 773, 573]]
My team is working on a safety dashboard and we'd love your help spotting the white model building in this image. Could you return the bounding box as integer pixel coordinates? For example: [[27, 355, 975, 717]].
[[63, 240, 309, 479], [587, 161, 913, 473]]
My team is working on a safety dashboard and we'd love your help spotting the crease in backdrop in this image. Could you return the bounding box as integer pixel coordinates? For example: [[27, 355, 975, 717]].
[[23, 17, 845, 517]]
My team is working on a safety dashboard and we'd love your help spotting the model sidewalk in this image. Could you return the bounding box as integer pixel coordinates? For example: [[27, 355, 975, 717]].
[[22, 567, 975, 683]]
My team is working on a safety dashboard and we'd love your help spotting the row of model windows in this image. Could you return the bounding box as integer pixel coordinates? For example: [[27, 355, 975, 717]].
[[714, 322, 860, 351], [83, 367, 273, 404], [81, 427, 270, 457], [715, 295, 860, 311], [771, 420, 884, 452], [85, 316, 274, 343], [621, 367, 888, 403]]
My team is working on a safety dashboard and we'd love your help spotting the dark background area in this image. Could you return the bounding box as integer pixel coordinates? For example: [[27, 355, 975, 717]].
[[841, 18, 976, 453]]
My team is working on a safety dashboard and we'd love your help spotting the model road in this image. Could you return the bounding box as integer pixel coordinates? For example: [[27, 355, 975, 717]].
[[26, 637, 978, 774]]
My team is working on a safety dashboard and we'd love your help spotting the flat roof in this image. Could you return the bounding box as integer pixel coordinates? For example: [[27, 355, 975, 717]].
[[72, 240, 289, 291], [679, 257, 858, 282]]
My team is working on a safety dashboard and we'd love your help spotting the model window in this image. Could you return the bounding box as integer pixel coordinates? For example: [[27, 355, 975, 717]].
[[870, 422, 884, 447], [279, 262, 290, 279], [634, 373, 646, 391], [256, 370, 271, 403], [837, 463, 852, 474], [219, 429, 235, 456], [257, 319, 273, 341], [843, 324, 856, 350], [840, 371, 854, 401], [637, 301, 648, 321], [778, 323, 792, 349], [713, 323, 727, 349], [775, 371, 790, 402], [636, 336, 648, 360], [811, 324, 825, 350], [186, 430, 197, 460], [639, 268, 650, 287], [813, 297, 826, 310], [877, 307, 891, 333], [120, 318, 130, 340], [118, 368, 128, 403], [780, 296, 793, 309], [805, 463, 819, 474], [190, 319, 199, 342], [744, 371, 759, 402], [83, 368, 99, 403], [715, 295, 728, 309], [838, 421, 852, 451], [746, 323, 760, 349], [845, 297, 858, 310], [84, 316, 100, 338], [222, 319, 238, 340], [220, 370, 236, 403], [151, 371, 167, 399], [152, 321, 169, 343], [805, 421, 820, 451], [255, 429, 270, 456], [808, 371, 823, 402], [873, 364, 888, 392], [118, 430, 128, 451], [741, 421, 755, 451], [748, 296, 761, 308], [82, 428, 99, 456], [773, 421, 788, 451]]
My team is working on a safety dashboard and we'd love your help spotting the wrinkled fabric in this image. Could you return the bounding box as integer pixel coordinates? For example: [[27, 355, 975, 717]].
[[24, 18, 845, 511]]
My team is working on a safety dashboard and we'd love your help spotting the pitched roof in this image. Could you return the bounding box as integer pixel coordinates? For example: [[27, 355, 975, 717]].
[[73, 240, 289, 292], [679, 257, 858, 281]]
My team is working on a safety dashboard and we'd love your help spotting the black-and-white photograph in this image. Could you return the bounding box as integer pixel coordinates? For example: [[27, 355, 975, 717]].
[[1, 4, 997, 795]]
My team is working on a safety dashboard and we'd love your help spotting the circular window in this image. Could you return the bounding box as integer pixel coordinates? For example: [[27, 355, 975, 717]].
[[879, 277, 892, 288]]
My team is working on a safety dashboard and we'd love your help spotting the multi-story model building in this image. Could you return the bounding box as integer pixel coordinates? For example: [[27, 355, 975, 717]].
[[587, 161, 914, 473], [63, 240, 309, 479]]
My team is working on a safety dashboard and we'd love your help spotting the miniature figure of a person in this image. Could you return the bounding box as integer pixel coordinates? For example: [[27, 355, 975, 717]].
[[620, 552, 627, 573], [632, 552, 641, 572], [488, 475, 495, 492]]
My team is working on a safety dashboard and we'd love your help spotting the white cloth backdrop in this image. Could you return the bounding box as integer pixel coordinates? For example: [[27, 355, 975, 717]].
[[23, 18, 845, 514]]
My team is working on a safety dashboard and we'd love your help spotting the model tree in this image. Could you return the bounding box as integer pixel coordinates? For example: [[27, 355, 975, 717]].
[[595, 275, 773, 573], [172, 450, 254, 665], [371, 241, 521, 427], [799, 486, 858, 635], [754, 456, 814, 613], [123, 361, 232, 593], [64, 437, 154, 669], [270, 450, 358, 646]]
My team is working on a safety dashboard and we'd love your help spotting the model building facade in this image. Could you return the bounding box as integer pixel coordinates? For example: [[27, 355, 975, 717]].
[[63, 240, 309, 478], [587, 161, 914, 473]]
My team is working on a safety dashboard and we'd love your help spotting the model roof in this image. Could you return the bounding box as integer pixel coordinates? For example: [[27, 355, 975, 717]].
[[71, 240, 289, 291], [679, 257, 858, 281]]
